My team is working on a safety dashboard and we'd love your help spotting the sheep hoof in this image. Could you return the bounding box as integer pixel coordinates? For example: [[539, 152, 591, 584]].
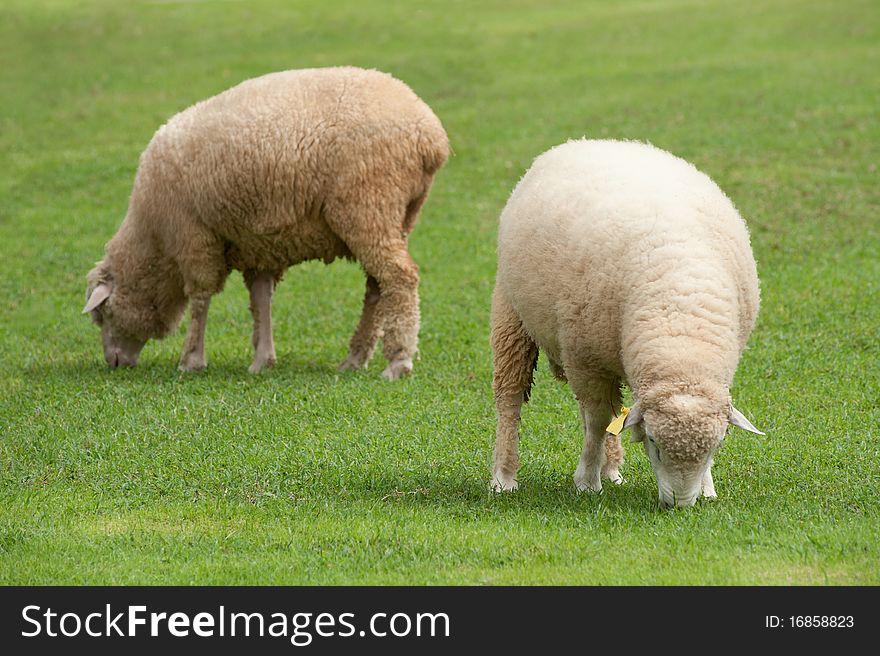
[[603, 468, 624, 485], [178, 355, 207, 372], [489, 474, 518, 492], [248, 355, 276, 374], [574, 471, 602, 493], [381, 357, 413, 381], [573, 462, 604, 492], [337, 353, 368, 371]]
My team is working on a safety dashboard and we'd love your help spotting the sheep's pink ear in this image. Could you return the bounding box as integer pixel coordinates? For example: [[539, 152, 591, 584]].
[[729, 405, 765, 435], [82, 283, 112, 313], [623, 401, 642, 429]]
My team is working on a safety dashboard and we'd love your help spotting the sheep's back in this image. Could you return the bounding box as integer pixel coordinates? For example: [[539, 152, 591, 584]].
[[497, 139, 759, 378], [131, 67, 447, 270]]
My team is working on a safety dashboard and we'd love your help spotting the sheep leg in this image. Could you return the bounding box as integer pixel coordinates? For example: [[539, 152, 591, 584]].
[[245, 270, 277, 374], [571, 376, 622, 492], [489, 286, 538, 492], [603, 432, 625, 484], [179, 295, 211, 372], [701, 457, 717, 499], [325, 195, 423, 380], [353, 242, 420, 381], [337, 274, 382, 371], [376, 247, 420, 381], [549, 354, 627, 482], [548, 356, 567, 381]]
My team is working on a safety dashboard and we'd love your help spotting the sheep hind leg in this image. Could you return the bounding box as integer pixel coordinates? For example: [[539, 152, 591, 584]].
[[375, 246, 420, 381], [245, 270, 277, 374], [490, 286, 538, 492], [179, 294, 211, 372], [325, 196, 422, 381], [354, 242, 420, 381], [337, 275, 382, 371], [571, 376, 623, 493]]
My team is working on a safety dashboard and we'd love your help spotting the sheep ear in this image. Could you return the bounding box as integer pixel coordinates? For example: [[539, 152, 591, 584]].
[[623, 401, 642, 429], [728, 405, 765, 435], [83, 283, 112, 313]]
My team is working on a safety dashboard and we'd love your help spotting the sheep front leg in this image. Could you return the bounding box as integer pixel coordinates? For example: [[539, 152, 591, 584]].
[[571, 377, 622, 492], [337, 274, 382, 371], [179, 295, 211, 372], [701, 457, 717, 499], [245, 270, 277, 374], [603, 433, 625, 485], [490, 286, 538, 492]]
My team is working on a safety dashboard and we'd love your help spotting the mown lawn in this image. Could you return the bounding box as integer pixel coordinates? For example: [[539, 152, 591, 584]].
[[0, 0, 877, 584]]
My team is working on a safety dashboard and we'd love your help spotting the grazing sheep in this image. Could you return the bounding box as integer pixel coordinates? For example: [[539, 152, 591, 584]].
[[83, 66, 448, 379], [490, 139, 764, 508]]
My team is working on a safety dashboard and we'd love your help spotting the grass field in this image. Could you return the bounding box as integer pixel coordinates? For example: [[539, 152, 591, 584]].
[[1, 0, 878, 585]]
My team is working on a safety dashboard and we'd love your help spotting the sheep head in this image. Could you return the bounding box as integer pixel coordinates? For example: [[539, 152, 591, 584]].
[[83, 261, 147, 368], [623, 388, 764, 508]]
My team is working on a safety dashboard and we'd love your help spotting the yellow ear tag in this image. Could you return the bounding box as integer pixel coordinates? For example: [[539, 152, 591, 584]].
[[605, 406, 630, 436]]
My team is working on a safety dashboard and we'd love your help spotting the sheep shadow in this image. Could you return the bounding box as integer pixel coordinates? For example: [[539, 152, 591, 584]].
[[19, 356, 351, 386], [326, 466, 668, 517]]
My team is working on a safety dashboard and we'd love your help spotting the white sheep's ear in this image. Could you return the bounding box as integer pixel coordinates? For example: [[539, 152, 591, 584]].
[[82, 282, 112, 313], [728, 405, 765, 435], [623, 401, 642, 429]]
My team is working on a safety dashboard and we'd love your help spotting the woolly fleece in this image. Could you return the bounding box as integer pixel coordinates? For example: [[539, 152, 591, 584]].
[[490, 139, 760, 505], [85, 66, 448, 377]]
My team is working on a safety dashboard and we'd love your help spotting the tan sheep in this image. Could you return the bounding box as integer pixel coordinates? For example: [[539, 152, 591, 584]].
[[490, 139, 764, 507], [83, 67, 448, 379]]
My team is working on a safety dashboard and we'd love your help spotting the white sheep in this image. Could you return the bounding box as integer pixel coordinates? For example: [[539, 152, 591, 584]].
[[490, 139, 764, 507], [83, 66, 448, 379]]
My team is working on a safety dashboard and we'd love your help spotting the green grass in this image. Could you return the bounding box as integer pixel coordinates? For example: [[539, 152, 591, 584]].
[[1, 0, 878, 585]]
